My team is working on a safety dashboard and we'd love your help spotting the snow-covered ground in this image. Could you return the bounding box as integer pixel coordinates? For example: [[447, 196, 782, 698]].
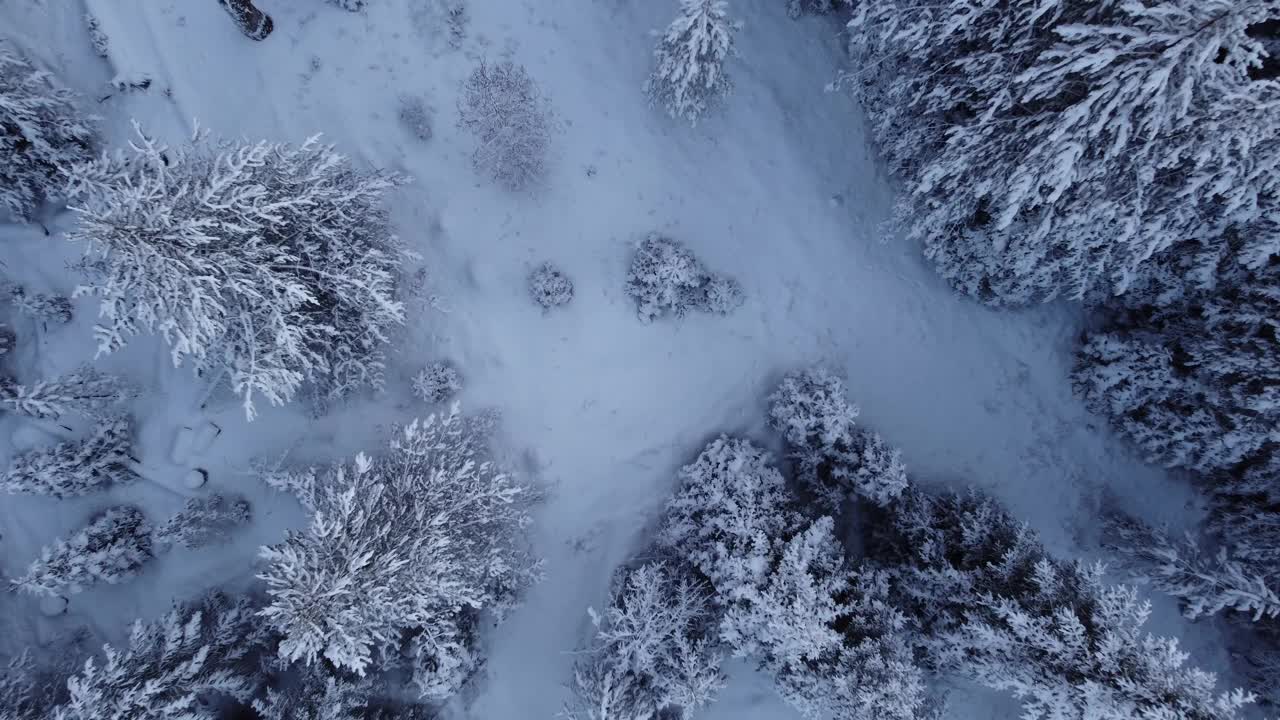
[[0, 0, 1231, 717]]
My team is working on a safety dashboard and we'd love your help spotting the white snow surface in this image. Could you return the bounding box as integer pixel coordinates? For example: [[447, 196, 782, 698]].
[[0, 0, 1234, 718]]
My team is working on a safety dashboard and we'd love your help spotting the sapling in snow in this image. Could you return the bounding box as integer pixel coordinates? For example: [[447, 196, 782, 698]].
[[645, 0, 739, 125], [0, 368, 128, 421], [13, 505, 152, 597], [0, 416, 137, 498], [0, 41, 96, 222], [412, 361, 462, 403], [457, 60, 552, 191], [66, 124, 407, 420], [529, 263, 574, 309], [153, 494, 252, 551]]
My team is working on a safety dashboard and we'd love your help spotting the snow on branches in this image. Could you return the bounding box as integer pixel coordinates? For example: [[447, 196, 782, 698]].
[[65, 124, 408, 420], [0, 369, 128, 421], [645, 0, 739, 125], [49, 593, 268, 720], [258, 406, 540, 687], [0, 416, 137, 498], [12, 505, 152, 597], [846, 0, 1280, 305], [565, 562, 725, 720], [624, 234, 742, 323], [0, 41, 96, 221], [768, 367, 907, 508], [457, 60, 552, 191], [153, 494, 252, 551]]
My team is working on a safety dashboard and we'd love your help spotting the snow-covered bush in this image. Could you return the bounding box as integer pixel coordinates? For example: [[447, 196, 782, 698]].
[[327, 0, 367, 10], [0, 368, 128, 420], [398, 95, 433, 141], [66, 125, 408, 420], [767, 368, 906, 508], [153, 494, 252, 551], [9, 287, 73, 325], [13, 505, 152, 597], [411, 361, 462, 403], [457, 60, 552, 191], [48, 593, 268, 720], [845, 0, 1280, 305], [258, 406, 541, 683], [0, 416, 137, 498], [625, 234, 742, 323], [84, 14, 109, 58], [0, 41, 96, 222], [528, 262, 574, 309], [929, 561, 1254, 720], [659, 436, 800, 598], [566, 562, 725, 720], [645, 0, 739, 125]]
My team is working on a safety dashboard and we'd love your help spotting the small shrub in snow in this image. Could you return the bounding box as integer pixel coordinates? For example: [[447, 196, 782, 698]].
[[412, 361, 462, 403], [0, 41, 97, 221], [625, 234, 742, 322], [457, 60, 552, 191], [153, 494, 252, 551], [66, 125, 408, 420], [0, 368, 128, 420], [48, 592, 268, 720], [327, 0, 367, 10], [258, 407, 540, 681], [13, 505, 152, 597], [528, 263, 574, 309], [0, 416, 137, 498], [8, 287, 72, 325], [85, 14, 110, 57], [566, 562, 725, 720], [398, 95, 433, 141], [645, 0, 739, 125], [0, 324, 14, 356]]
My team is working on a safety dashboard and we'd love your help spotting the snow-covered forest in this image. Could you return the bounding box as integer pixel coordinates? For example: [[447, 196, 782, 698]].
[[1, 0, 1277, 718]]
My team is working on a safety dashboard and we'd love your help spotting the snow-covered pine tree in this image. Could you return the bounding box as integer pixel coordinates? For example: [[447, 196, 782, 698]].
[[566, 561, 725, 720], [258, 406, 541, 684], [645, 0, 738, 125], [929, 560, 1254, 720], [153, 494, 252, 551], [12, 505, 151, 597], [1105, 515, 1280, 622], [48, 593, 268, 720], [411, 361, 462, 404], [65, 124, 407, 420], [0, 368, 128, 421], [457, 60, 552, 191], [846, 0, 1280, 305], [767, 368, 907, 508], [0, 416, 137, 498], [0, 41, 96, 222], [1, 650, 71, 720], [658, 436, 801, 600], [253, 658, 436, 720]]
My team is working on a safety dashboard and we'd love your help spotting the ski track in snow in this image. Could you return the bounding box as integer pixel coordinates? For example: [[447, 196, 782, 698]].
[[0, 0, 1234, 717]]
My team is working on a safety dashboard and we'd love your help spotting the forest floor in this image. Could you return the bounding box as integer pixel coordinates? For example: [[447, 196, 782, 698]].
[[0, 0, 1231, 717]]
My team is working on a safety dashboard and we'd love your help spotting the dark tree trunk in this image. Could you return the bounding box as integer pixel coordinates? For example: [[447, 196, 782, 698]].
[[218, 0, 273, 41]]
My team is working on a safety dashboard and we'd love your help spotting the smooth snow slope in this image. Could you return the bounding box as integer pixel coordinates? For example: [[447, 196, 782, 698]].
[[0, 0, 1230, 718]]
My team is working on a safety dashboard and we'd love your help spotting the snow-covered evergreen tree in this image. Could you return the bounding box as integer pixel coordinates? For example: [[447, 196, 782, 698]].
[[645, 0, 738, 125], [767, 368, 906, 508], [457, 60, 552, 191], [0, 368, 128, 421], [846, 0, 1280, 305], [566, 561, 725, 720], [153, 494, 252, 551], [529, 262, 574, 309], [65, 124, 408, 420], [625, 234, 741, 323], [12, 505, 152, 597], [0, 416, 137, 498], [0, 41, 96, 222], [253, 659, 436, 720], [258, 406, 541, 683], [1105, 516, 1280, 622], [49, 593, 268, 720], [929, 561, 1254, 720], [659, 436, 800, 599], [1, 650, 71, 720]]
